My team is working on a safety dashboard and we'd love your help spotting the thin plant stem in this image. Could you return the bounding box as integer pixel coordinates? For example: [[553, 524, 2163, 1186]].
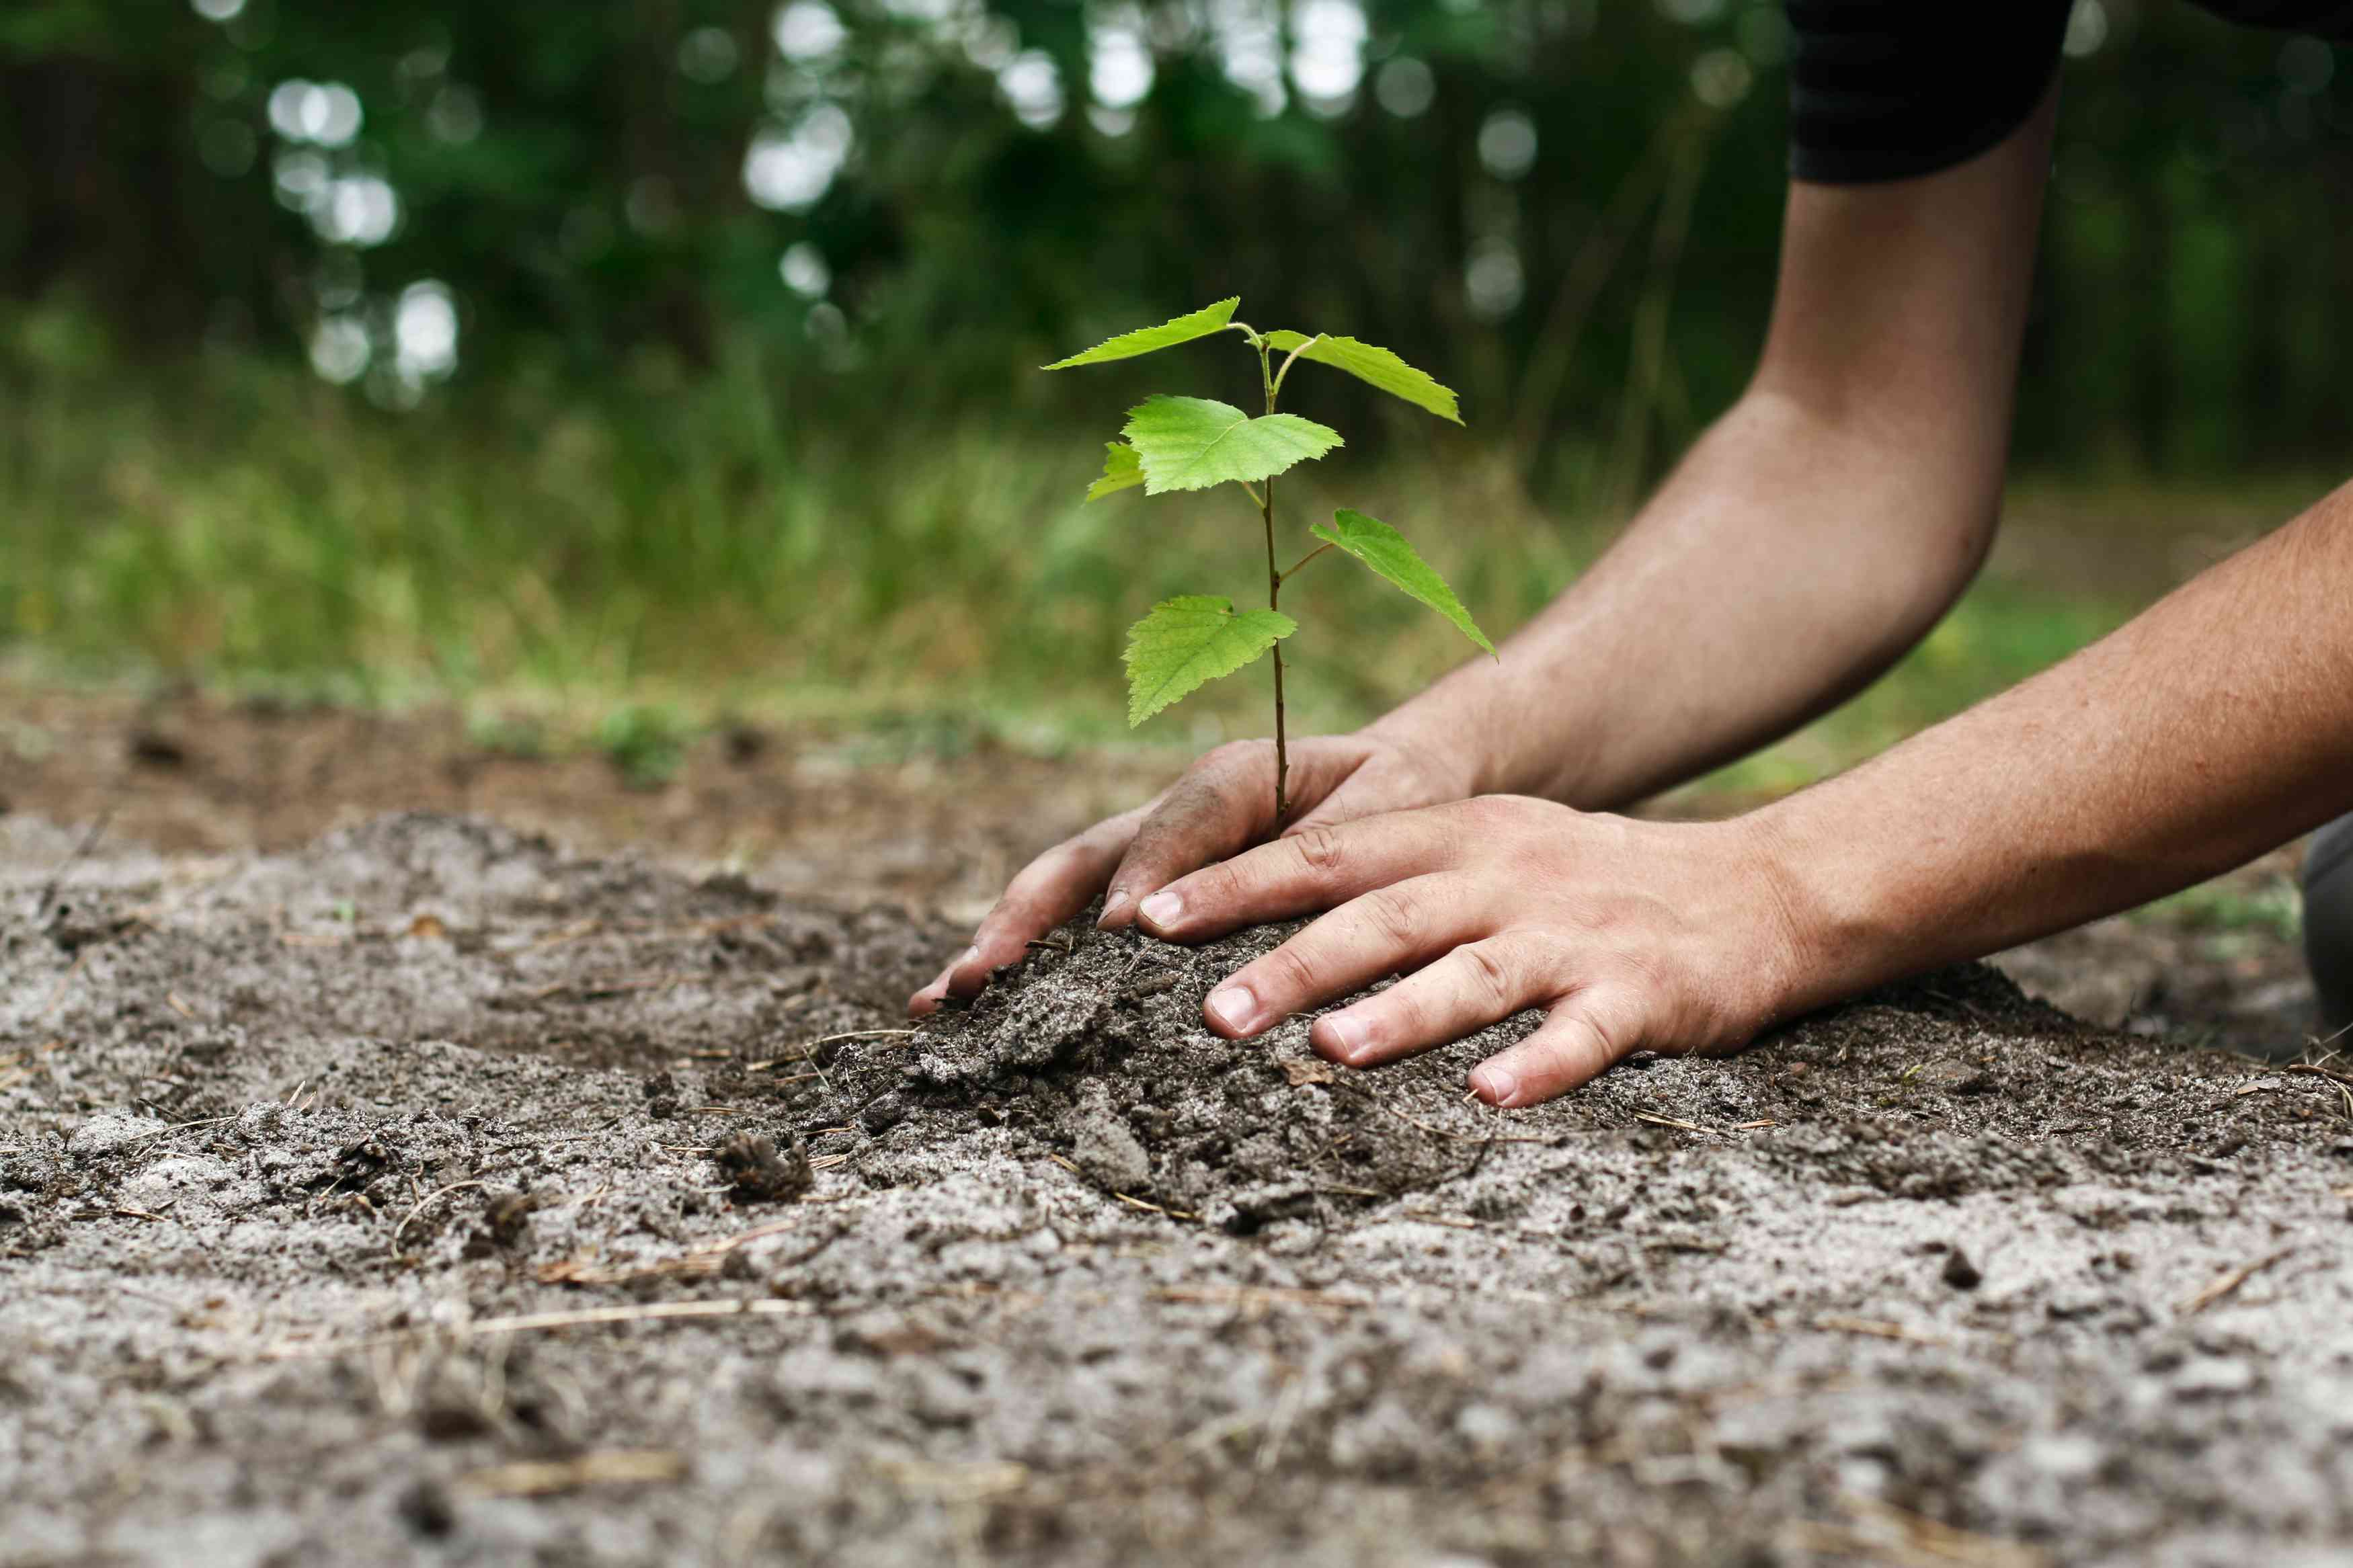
[[1271, 333, 1322, 402], [1255, 336, 1288, 826], [1279, 542, 1333, 583]]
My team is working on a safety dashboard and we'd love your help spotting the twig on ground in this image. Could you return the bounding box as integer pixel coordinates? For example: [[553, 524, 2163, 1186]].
[[869, 1458, 1030, 1503], [38, 948, 94, 1022], [2178, 1248, 2292, 1315], [1155, 1284, 1365, 1315], [745, 1029, 918, 1071], [1812, 1316, 1948, 1347], [1112, 1191, 1201, 1221], [1256, 1374, 1306, 1473], [264, 1297, 817, 1360], [454, 1450, 686, 1498], [538, 1253, 725, 1287], [1631, 1111, 1710, 1135], [389, 1180, 488, 1255], [1045, 1155, 1202, 1219], [34, 807, 114, 923], [538, 1206, 833, 1286], [1335, 1084, 1556, 1145], [1788, 1493, 2048, 1568], [120, 1114, 238, 1146], [526, 972, 690, 1002]]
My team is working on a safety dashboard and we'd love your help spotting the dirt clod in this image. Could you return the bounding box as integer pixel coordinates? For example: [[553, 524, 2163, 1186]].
[[713, 1130, 813, 1201], [1942, 1245, 1984, 1290]]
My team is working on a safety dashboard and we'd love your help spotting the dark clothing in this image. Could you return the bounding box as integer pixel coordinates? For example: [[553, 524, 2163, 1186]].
[[1787, 1, 2353, 185], [2306, 815, 2353, 1035]]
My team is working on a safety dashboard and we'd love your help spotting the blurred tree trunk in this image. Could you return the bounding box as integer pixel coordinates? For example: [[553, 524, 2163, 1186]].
[[0, 56, 216, 342]]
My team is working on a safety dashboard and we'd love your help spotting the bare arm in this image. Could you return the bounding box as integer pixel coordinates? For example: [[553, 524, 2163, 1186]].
[[1761, 477, 2353, 1010], [912, 89, 2058, 1013], [1377, 85, 2057, 807]]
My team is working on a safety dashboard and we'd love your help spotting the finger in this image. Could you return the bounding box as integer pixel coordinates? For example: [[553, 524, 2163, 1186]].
[[1136, 807, 1470, 942], [1310, 933, 1555, 1067], [1101, 744, 1277, 926], [1197, 875, 1481, 1038], [1103, 742, 1375, 925], [907, 813, 1142, 1016], [1468, 989, 1642, 1108]]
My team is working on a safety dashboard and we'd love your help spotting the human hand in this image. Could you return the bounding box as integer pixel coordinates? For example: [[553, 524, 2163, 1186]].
[[908, 729, 1472, 1016], [1126, 796, 1807, 1106]]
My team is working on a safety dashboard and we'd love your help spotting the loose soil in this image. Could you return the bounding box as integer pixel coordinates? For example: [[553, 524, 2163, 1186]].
[[3, 692, 2348, 1566], [6, 806, 2352, 1568]]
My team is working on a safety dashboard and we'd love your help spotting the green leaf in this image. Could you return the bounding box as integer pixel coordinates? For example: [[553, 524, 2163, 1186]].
[[1310, 509, 1495, 657], [1085, 441, 1144, 501], [1265, 331, 1462, 424], [1043, 298, 1242, 370], [1123, 595, 1298, 727], [1121, 397, 1343, 494]]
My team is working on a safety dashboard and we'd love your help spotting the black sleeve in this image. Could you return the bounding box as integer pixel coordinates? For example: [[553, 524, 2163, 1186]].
[[1785, 1, 2073, 185]]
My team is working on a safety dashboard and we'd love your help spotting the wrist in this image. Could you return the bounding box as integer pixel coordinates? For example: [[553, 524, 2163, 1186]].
[[1729, 800, 1884, 1026], [1738, 782, 1948, 1025], [1355, 710, 1478, 804], [1357, 696, 1497, 801]]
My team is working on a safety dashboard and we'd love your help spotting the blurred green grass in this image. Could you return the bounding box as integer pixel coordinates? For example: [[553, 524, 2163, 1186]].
[[3, 316, 2266, 800]]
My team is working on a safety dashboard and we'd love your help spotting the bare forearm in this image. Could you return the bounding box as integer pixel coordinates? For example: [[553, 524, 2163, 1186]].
[[1759, 479, 2353, 1011], [1373, 388, 1999, 808], [1374, 99, 2052, 812]]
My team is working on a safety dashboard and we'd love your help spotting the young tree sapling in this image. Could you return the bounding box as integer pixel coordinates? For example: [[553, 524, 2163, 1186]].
[[1044, 298, 1494, 825]]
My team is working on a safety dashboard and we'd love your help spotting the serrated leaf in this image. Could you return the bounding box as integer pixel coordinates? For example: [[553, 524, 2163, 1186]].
[[1121, 397, 1343, 494], [1123, 595, 1298, 727], [1310, 509, 1495, 657], [1265, 331, 1462, 425], [1043, 298, 1241, 370], [1085, 441, 1144, 501]]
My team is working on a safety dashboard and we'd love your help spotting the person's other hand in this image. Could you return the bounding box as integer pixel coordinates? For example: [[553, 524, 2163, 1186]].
[[908, 730, 1470, 1016], [1126, 796, 1806, 1106]]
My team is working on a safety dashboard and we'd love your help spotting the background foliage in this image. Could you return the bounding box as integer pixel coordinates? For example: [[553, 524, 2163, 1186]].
[[1, 0, 2348, 776]]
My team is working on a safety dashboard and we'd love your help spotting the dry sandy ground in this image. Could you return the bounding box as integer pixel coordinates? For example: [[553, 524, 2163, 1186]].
[[4, 694, 2351, 1567]]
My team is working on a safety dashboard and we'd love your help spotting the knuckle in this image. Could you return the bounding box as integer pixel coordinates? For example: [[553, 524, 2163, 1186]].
[[1291, 823, 1349, 875], [1355, 884, 1421, 950], [1570, 989, 1641, 1060], [1459, 940, 1517, 1009], [1263, 941, 1326, 999], [1202, 740, 1263, 778], [1175, 860, 1242, 916]]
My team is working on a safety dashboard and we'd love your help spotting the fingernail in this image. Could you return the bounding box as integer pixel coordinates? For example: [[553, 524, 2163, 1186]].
[[1473, 1064, 1518, 1105], [1205, 985, 1257, 1034], [1319, 1012, 1366, 1062], [1138, 890, 1184, 930], [1098, 890, 1131, 927]]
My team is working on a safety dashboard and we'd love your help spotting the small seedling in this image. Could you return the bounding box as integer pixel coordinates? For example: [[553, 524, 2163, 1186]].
[[1045, 298, 1492, 823]]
